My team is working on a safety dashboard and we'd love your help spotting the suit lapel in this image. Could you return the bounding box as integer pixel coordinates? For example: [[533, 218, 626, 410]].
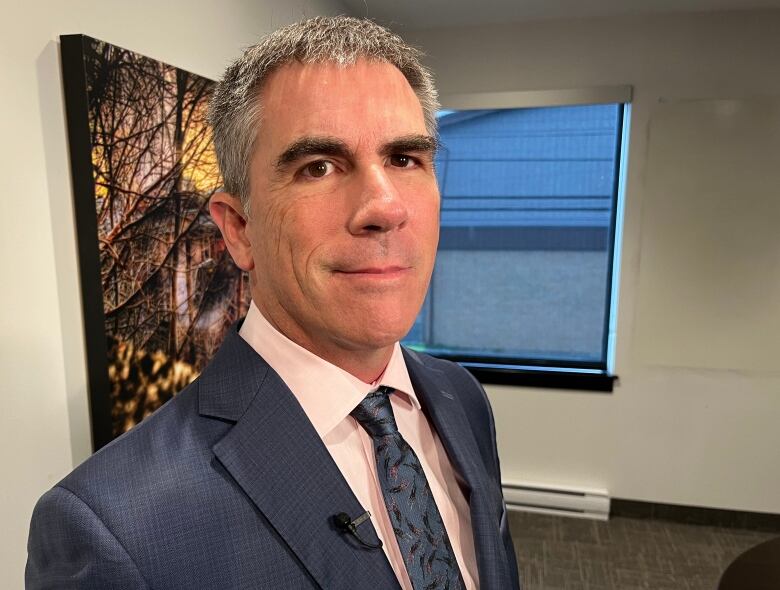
[[403, 348, 508, 590], [200, 328, 399, 590]]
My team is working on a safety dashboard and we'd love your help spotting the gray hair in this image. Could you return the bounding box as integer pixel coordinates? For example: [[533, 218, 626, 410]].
[[208, 15, 439, 214]]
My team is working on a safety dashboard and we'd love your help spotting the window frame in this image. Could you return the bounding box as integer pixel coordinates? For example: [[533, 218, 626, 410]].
[[416, 86, 633, 392]]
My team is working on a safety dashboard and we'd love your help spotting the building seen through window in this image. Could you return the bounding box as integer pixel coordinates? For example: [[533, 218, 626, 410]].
[[403, 103, 627, 374]]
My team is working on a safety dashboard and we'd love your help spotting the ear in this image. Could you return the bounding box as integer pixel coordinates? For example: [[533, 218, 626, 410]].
[[209, 191, 255, 271]]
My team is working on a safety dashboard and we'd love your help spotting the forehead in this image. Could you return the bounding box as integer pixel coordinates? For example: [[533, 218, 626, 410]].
[[256, 59, 427, 149]]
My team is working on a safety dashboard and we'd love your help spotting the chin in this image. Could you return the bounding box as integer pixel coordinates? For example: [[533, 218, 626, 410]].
[[337, 314, 416, 350], [349, 325, 408, 350], [325, 294, 425, 348]]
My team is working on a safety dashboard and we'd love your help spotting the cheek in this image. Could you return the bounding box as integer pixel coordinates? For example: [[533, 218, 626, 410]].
[[247, 196, 295, 269], [263, 193, 344, 282]]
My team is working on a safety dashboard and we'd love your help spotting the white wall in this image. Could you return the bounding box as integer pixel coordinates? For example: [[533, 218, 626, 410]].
[[0, 0, 346, 586], [405, 10, 780, 515]]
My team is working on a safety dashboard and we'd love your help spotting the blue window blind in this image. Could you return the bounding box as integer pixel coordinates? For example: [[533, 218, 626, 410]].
[[403, 103, 626, 372]]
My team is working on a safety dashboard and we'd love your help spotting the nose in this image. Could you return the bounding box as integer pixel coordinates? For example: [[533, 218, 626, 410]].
[[347, 164, 409, 235]]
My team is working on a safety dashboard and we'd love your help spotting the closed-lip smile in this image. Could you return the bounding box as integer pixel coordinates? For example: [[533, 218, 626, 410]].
[[334, 265, 411, 277]]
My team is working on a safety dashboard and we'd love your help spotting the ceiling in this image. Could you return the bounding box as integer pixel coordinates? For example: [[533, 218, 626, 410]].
[[339, 0, 780, 30]]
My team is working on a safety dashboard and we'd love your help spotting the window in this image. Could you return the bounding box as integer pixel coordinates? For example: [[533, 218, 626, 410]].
[[403, 89, 631, 391]]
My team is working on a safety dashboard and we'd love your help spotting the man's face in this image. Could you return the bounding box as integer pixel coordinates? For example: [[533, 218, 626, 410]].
[[243, 59, 440, 359]]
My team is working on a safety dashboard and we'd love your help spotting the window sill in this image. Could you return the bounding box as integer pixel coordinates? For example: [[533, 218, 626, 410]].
[[461, 363, 616, 392]]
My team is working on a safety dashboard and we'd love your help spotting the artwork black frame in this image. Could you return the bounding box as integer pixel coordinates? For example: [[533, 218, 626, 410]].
[[61, 34, 113, 450]]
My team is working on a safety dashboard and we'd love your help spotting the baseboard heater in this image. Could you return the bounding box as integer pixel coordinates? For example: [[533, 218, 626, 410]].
[[502, 481, 610, 521]]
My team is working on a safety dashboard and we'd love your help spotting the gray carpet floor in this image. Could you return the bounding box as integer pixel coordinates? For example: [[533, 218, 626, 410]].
[[508, 510, 777, 590]]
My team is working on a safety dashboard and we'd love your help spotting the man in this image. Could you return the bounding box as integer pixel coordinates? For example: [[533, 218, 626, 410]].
[[27, 16, 520, 590]]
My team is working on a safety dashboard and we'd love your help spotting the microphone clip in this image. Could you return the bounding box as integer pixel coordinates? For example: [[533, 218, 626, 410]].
[[333, 511, 383, 550]]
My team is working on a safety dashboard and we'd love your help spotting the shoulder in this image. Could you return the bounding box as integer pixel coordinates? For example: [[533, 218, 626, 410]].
[[50, 327, 264, 518], [402, 346, 497, 455], [402, 347, 504, 492], [402, 345, 477, 388], [403, 346, 493, 421], [27, 378, 220, 587], [27, 484, 151, 589], [56, 376, 226, 516]]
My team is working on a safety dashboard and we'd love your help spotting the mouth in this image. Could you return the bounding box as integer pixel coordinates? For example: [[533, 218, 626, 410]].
[[333, 266, 411, 279]]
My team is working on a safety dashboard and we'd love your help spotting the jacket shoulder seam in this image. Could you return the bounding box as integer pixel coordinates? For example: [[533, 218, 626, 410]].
[[54, 483, 153, 589]]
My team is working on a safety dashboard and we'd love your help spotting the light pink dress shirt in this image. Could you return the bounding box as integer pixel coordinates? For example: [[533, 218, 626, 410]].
[[239, 301, 478, 589]]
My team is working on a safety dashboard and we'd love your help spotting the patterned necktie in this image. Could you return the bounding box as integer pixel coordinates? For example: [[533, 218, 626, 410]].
[[351, 386, 465, 590]]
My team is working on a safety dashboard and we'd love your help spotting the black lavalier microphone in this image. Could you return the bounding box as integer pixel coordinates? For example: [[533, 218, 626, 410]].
[[333, 511, 383, 549]]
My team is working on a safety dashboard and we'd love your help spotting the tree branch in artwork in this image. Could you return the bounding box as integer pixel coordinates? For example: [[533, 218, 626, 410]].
[[84, 38, 250, 436]]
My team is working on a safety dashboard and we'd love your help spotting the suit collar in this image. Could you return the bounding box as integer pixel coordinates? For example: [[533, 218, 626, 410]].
[[237, 302, 421, 438], [198, 321, 268, 422], [401, 347, 487, 496], [201, 326, 399, 590]]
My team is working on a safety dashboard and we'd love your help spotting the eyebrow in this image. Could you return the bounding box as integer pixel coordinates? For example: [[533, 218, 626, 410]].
[[274, 133, 440, 171], [275, 137, 351, 170], [379, 134, 440, 158]]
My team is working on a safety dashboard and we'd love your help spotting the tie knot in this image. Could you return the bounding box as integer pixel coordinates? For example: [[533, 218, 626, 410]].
[[350, 386, 399, 438]]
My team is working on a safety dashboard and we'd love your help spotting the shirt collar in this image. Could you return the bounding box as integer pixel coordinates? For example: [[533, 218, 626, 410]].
[[238, 301, 420, 438]]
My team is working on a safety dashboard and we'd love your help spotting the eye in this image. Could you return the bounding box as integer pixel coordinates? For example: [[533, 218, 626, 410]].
[[301, 160, 335, 179], [389, 154, 416, 168]]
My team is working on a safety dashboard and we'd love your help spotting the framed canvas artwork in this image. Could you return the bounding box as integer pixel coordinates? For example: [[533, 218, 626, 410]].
[[60, 35, 249, 450]]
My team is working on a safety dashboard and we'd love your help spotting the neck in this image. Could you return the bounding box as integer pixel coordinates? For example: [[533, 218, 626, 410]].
[[254, 303, 395, 384], [317, 346, 394, 384]]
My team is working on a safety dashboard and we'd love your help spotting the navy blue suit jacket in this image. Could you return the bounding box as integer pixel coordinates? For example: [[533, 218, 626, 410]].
[[27, 325, 521, 589]]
